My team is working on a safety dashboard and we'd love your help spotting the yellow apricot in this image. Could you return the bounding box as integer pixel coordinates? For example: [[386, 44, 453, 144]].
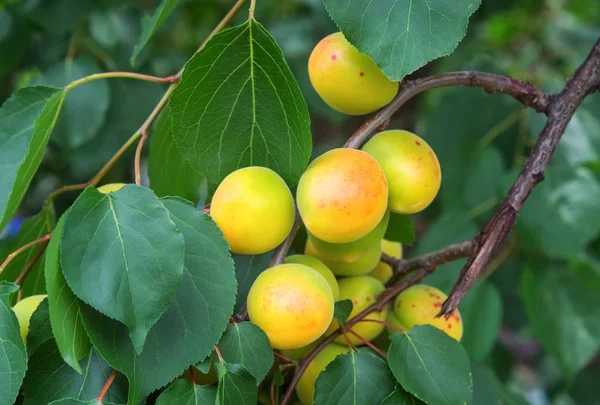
[[12, 294, 46, 344], [328, 276, 388, 346], [211, 167, 295, 255], [247, 264, 334, 349], [305, 238, 381, 277], [367, 239, 403, 284], [363, 130, 441, 214], [308, 211, 389, 263], [308, 32, 398, 115], [284, 255, 339, 300], [97, 183, 125, 194], [295, 343, 351, 405], [394, 284, 463, 341], [182, 363, 218, 385], [297, 148, 388, 243]]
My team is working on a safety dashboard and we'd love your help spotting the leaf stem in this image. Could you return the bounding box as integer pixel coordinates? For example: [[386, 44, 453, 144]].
[[134, 130, 148, 186], [0, 232, 52, 274], [346, 329, 388, 360], [65, 72, 177, 92], [249, 0, 256, 19], [189, 366, 196, 385], [214, 345, 224, 363], [355, 318, 404, 334], [97, 369, 118, 403]]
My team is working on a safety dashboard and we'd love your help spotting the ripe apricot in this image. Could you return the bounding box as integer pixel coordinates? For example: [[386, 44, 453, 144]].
[[247, 263, 334, 349], [12, 294, 46, 344], [363, 130, 441, 214], [297, 148, 388, 243], [305, 238, 381, 277], [211, 167, 295, 255], [308, 211, 389, 263], [394, 284, 463, 341], [284, 255, 339, 300], [328, 276, 388, 345], [308, 32, 398, 115], [367, 239, 403, 284], [97, 183, 125, 194], [295, 343, 351, 405]]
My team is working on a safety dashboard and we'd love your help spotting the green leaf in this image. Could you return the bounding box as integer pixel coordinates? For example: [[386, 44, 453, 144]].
[[522, 263, 600, 377], [23, 340, 128, 405], [34, 57, 110, 149], [471, 361, 528, 405], [384, 213, 415, 245], [0, 10, 30, 80], [80, 198, 236, 405], [48, 399, 121, 405], [169, 19, 312, 186], [381, 386, 426, 405], [44, 215, 91, 374], [215, 363, 258, 405], [0, 86, 64, 232], [218, 322, 273, 384], [314, 349, 396, 405], [459, 282, 502, 361], [0, 282, 27, 405], [388, 325, 473, 405], [156, 379, 217, 405], [333, 299, 353, 327], [61, 185, 185, 353], [195, 353, 213, 374], [26, 298, 53, 356], [0, 206, 55, 300], [232, 251, 273, 313], [323, 0, 481, 81], [131, 0, 180, 66], [148, 111, 204, 203], [17, 0, 86, 35]]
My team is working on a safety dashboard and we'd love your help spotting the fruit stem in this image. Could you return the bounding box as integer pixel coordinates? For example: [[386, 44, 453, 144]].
[[355, 318, 404, 334], [273, 352, 295, 364]]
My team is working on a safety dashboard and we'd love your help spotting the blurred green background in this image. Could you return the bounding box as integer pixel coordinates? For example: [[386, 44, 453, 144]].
[[1, 0, 600, 403]]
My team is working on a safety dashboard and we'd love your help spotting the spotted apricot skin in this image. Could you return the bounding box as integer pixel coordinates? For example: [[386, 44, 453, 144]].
[[247, 263, 334, 350], [97, 183, 125, 194], [305, 238, 381, 277], [284, 255, 339, 300], [211, 167, 295, 255], [297, 148, 388, 244], [12, 294, 46, 344], [328, 276, 388, 345], [308, 32, 398, 115], [363, 130, 441, 214], [367, 239, 403, 283], [295, 343, 351, 405], [394, 284, 463, 341]]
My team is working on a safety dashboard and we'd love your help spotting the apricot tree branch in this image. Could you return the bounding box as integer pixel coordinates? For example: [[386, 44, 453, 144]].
[[440, 37, 600, 316], [0, 232, 52, 274], [344, 71, 550, 149]]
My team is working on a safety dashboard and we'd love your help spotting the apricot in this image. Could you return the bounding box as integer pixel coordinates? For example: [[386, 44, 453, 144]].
[[308, 32, 398, 115], [211, 167, 295, 255], [305, 238, 381, 277], [97, 183, 125, 194], [367, 239, 403, 284], [12, 294, 46, 344], [297, 148, 388, 243], [308, 211, 389, 263], [295, 343, 351, 405], [394, 284, 463, 341], [182, 363, 218, 385], [363, 130, 441, 214], [328, 276, 388, 345], [247, 263, 334, 349], [284, 255, 339, 300]]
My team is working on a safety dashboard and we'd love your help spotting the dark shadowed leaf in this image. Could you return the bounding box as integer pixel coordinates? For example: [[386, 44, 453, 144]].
[[381, 386, 426, 405], [169, 19, 312, 186], [471, 361, 528, 405], [333, 299, 353, 327], [61, 185, 185, 353], [314, 349, 395, 405], [26, 298, 53, 356], [384, 214, 415, 245], [49, 399, 121, 405], [215, 363, 258, 405], [388, 325, 472, 405], [233, 251, 273, 313], [131, 0, 180, 66], [156, 379, 217, 405]]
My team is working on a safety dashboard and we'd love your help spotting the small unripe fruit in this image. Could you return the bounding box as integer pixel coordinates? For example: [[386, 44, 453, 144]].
[[284, 255, 339, 300], [308, 32, 398, 115], [329, 276, 388, 345], [97, 183, 125, 194], [247, 264, 334, 349], [367, 239, 402, 283], [363, 130, 441, 214], [12, 294, 46, 344], [394, 284, 463, 341], [297, 148, 388, 243], [295, 343, 351, 405], [305, 238, 381, 277], [308, 211, 390, 263], [211, 167, 295, 255]]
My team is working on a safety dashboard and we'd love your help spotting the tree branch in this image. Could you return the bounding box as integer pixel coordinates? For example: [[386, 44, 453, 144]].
[[0, 232, 52, 274], [440, 37, 600, 316], [344, 71, 549, 149]]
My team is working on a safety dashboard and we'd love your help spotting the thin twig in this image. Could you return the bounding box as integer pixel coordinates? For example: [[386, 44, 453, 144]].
[[344, 71, 549, 149], [134, 130, 148, 186], [0, 233, 52, 274], [65, 72, 176, 92], [97, 369, 118, 403], [14, 245, 47, 287], [440, 37, 600, 316], [346, 329, 388, 359]]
